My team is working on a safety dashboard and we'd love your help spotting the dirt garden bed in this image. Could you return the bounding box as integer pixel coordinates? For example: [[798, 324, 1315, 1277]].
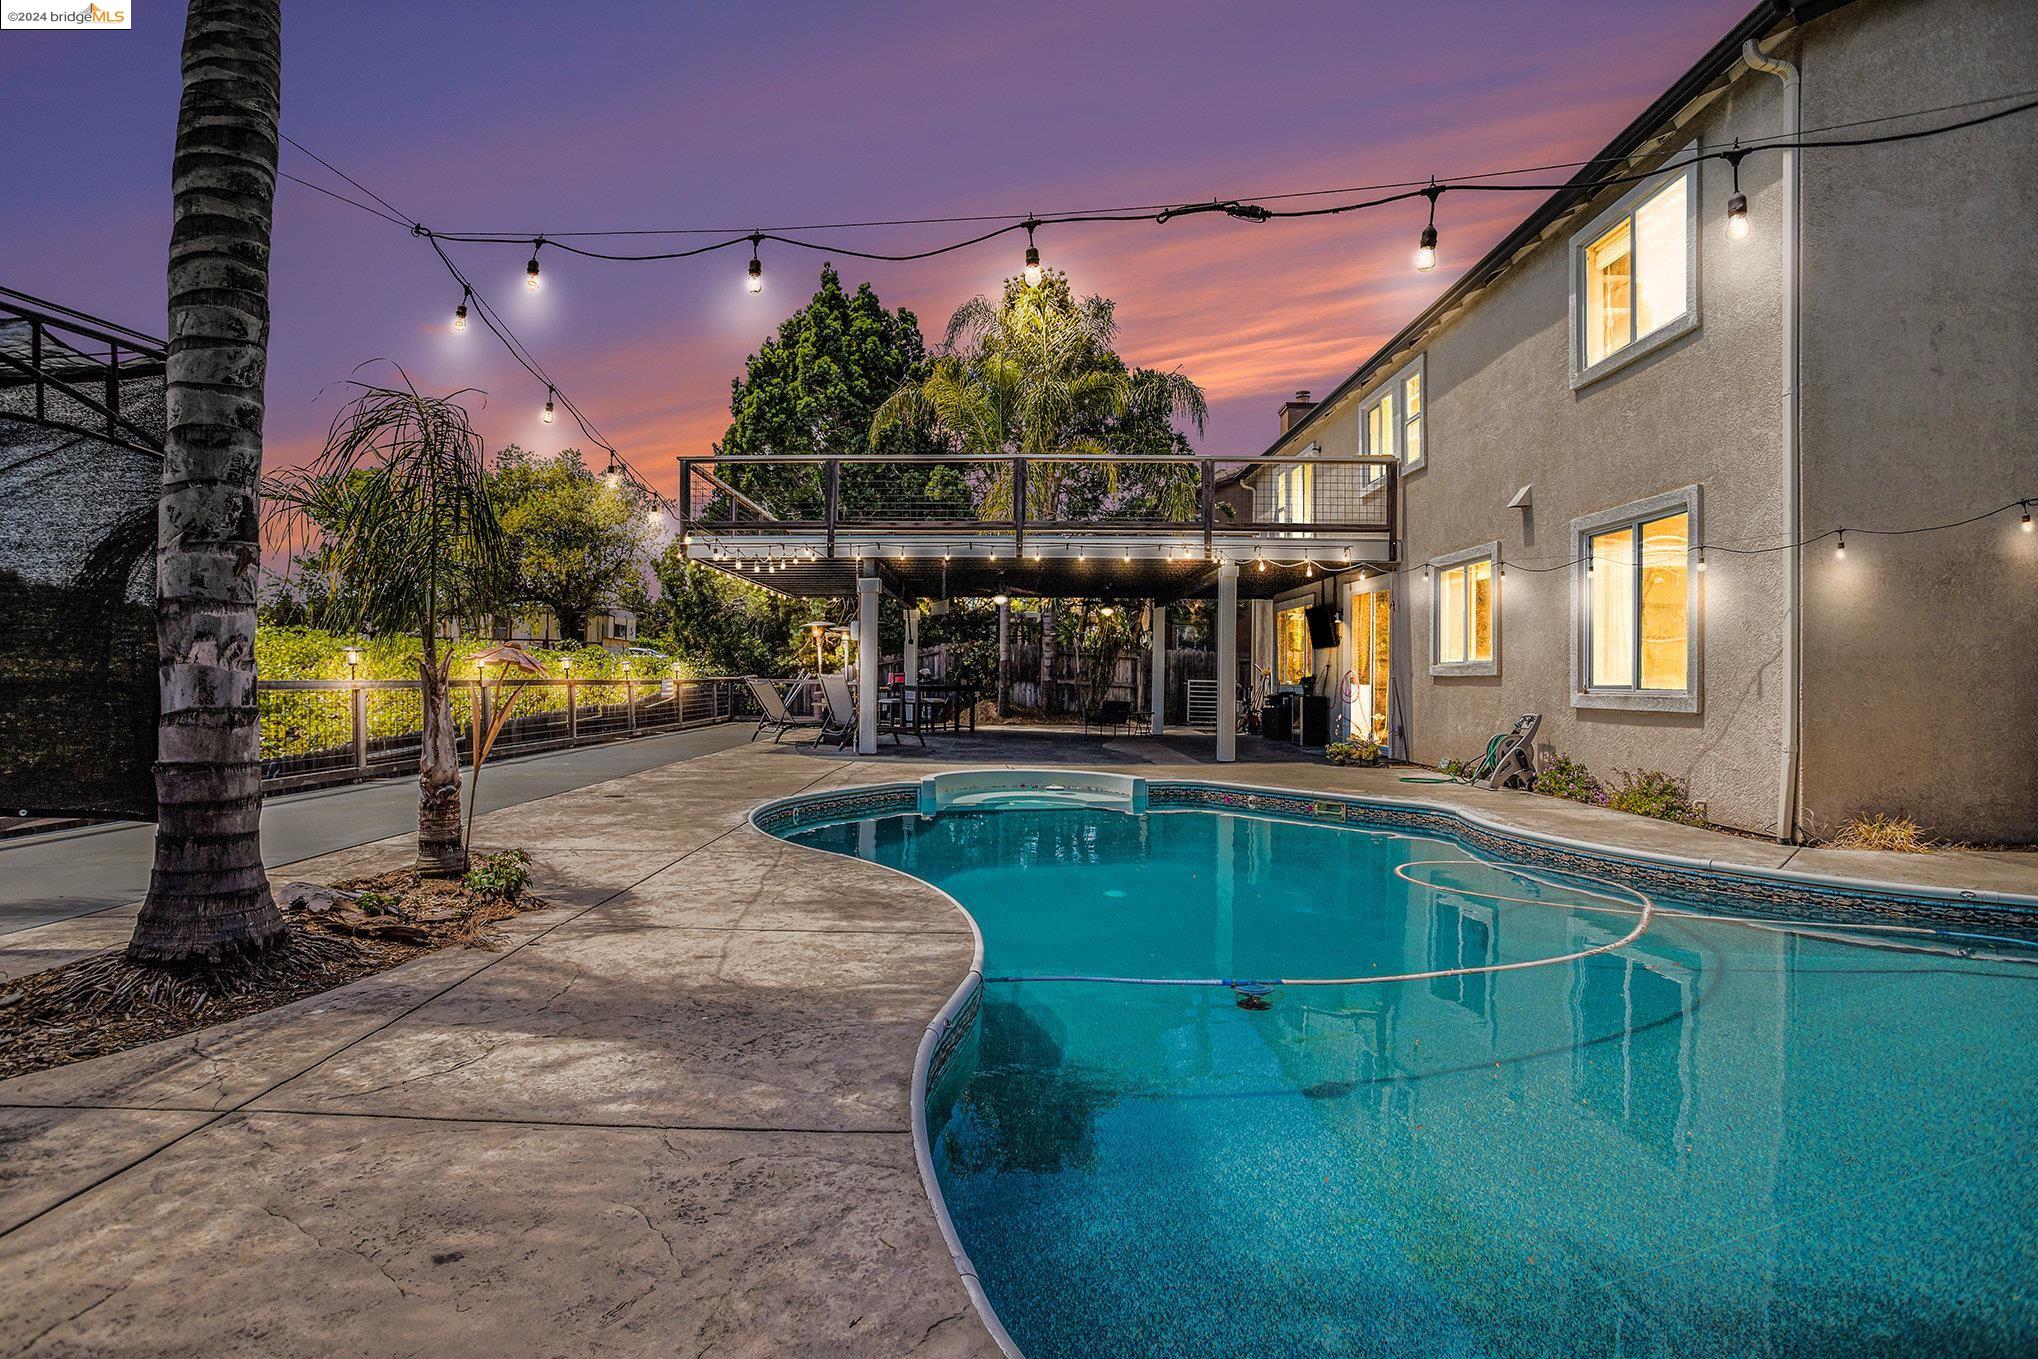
[[0, 851, 549, 1081]]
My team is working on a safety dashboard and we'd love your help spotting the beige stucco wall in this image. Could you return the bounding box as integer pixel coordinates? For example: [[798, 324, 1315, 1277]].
[[1306, 72, 1796, 833], [1794, 0, 2038, 843], [1257, 0, 2033, 843]]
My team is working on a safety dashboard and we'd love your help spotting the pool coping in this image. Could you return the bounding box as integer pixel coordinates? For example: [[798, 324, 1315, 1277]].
[[745, 791, 1024, 1359], [748, 771, 2038, 1359]]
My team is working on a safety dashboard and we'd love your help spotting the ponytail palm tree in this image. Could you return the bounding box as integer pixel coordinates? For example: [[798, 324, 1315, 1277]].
[[266, 375, 508, 875]]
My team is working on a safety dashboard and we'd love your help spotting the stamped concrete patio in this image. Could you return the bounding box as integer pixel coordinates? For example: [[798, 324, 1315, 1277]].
[[2, 732, 2033, 1357]]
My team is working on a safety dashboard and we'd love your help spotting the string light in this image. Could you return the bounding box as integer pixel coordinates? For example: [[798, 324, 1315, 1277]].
[[452, 287, 469, 331], [525, 239, 543, 292], [1835, 529, 1847, 557], [1697, 547, 1708, 572], [542, 386, 556, 423], [746, 234, 763, 294], [1415, 183, 1441, 272], [1022, 219, 1043, 287], [1724, 147, 1750, 241], [991, 592, 1010, 605], [603, 453, 622, 489], [2022, 501, 2033, 531]]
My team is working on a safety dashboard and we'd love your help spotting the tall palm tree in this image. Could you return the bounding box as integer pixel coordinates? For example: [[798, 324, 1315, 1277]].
[[129, 0, 288, 964], [873, 275, 1207, 515], [265, 376, 509, 876]]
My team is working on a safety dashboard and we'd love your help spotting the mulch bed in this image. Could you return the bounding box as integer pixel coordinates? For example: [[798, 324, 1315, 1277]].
[[0, 864, 550, 1081]]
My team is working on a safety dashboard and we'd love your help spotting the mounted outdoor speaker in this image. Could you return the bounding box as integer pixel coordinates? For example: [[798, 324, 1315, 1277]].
[[1305, 603, 1340, 649]]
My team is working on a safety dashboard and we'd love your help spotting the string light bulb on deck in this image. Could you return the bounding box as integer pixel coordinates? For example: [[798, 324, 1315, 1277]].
[[745, 235, 764, 294], [2022, 501, 2033, 531], [603, 454, 622, 490], [542, 387, 556, 424], [1724, 148, 1750, 241], [1696, 546, 1708, 573], [452, 287, 470, 332], [1022, 220, 1043, 287], [525, 239, 544, 292], [1415, 183, 1442, 272], [1835, 529, 1847, 557]]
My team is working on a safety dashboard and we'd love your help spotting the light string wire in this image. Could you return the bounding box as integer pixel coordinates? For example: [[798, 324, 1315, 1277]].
[[273, 90, 2038, 533]]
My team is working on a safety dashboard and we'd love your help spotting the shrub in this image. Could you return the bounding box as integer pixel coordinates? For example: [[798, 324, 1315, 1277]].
[[1532, 756, 1604, 804], [1325, 740, 1357, 766], [1827, 814, 1935, 853], [466, 849, 532, 900], [354, 889, 398, 916], [1604, 769, 1706, 826]]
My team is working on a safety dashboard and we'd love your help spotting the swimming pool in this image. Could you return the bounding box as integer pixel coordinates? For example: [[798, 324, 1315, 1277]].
[[767, 782, 2038, 1359]]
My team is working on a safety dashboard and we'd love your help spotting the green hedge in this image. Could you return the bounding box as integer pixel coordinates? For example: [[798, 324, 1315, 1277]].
[[256, 628, 693, 761]]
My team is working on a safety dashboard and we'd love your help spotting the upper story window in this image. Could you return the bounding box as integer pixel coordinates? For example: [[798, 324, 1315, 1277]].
[[1570, 159, 1698, 387], [1430, 541, 1498, 677], [1361, 355, 1425, 479], [1271, 459, 1315, 523], [1571, 488, 1700, 712]]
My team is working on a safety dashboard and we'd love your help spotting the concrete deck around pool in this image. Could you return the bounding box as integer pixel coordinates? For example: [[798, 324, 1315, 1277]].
[[1, 734, 2032, 1357]]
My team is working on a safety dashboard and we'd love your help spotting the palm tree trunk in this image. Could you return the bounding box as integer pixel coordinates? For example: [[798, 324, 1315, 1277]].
[[416, 651, 466, 877], [128, 0, 286, 964]]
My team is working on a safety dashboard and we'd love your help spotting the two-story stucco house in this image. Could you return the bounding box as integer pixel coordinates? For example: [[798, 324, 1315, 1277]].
[[1239, 0, 2035, 842]]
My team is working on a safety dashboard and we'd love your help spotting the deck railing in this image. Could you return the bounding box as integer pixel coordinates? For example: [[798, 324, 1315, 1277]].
[[257, 675, 756, 793], [0, 284, 167, 457], [678, 453, 1397, 555]]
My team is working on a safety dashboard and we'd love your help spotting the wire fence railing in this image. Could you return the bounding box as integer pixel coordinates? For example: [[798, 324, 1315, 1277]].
[[258, 675, 756, 792], [678, 453, 1399, 554]]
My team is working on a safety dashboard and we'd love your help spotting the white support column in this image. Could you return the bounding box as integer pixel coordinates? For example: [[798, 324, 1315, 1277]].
[[856, 575, 880, 755], [1149, 603, 1167, 736], [902, 604, 920, 693], [1215, 561, 1239, 763]]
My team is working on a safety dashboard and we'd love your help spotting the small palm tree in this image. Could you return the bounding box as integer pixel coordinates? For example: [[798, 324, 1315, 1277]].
[[266, 373, 509, 875]]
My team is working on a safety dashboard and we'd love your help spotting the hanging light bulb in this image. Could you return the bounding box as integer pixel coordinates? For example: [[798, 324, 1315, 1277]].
[[603, 454, 622, 490], [1415, 183, 1442, 272], [1835, 529, 1847, 557], [542, 386, 556, 424], [646, 505, 662, 525], [2021, 501, 2032, 532], [746, 235, 764, 294], [1724, 148, 1750, 241], [1696, 547, 1708, 573], [525, 239, 543, 292], [1022, 220, 1043, 287], [452, 287, 470, 332]]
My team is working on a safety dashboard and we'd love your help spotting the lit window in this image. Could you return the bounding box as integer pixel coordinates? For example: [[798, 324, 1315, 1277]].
[[1276, 604, 1312, 684], [1402, 371, 1423, 469], [1572, 163, 1696, 383], [1575, 492, 1698, 710], [1359, 356, 1425, 479], [1429, 544, 1498, 676]]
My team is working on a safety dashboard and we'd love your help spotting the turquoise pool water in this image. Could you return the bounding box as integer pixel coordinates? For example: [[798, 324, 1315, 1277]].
[[781, 802, 2038, 1358]]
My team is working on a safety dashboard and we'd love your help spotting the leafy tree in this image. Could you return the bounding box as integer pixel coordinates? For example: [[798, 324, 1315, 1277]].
[[489, 446, 652, 643], [640, 542, 828, 676], [714, 264, 952, 522], [265, 377, 509, 875], [130, 0, 290, 965]]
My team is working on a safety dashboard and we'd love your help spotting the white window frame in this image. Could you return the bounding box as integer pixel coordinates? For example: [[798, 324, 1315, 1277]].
[[1568, 154, 1700, 389], [1359, 355, 1426, 480], [1569, 486, 1701, 713], [1428, 540, 1499, 677]]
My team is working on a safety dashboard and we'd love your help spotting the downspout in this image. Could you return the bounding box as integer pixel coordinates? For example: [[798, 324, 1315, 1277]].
[[1744, 36, 1801, 844]]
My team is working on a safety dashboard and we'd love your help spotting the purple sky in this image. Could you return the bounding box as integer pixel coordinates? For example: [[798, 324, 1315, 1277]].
[[2, 1, 1746, 493]]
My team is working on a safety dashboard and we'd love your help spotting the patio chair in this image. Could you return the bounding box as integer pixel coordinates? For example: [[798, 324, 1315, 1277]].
[[1470, 713, 1540, 790], [744, 677, 823, 743], [1083, 698, 1134, 736], [818, 672, 858, 749]]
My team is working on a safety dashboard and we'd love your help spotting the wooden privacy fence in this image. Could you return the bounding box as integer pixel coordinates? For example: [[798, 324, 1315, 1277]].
[[257, 675, 754, 793]]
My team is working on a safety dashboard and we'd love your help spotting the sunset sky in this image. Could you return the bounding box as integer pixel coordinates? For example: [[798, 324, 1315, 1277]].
[[2, 1, 1748, 492]]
